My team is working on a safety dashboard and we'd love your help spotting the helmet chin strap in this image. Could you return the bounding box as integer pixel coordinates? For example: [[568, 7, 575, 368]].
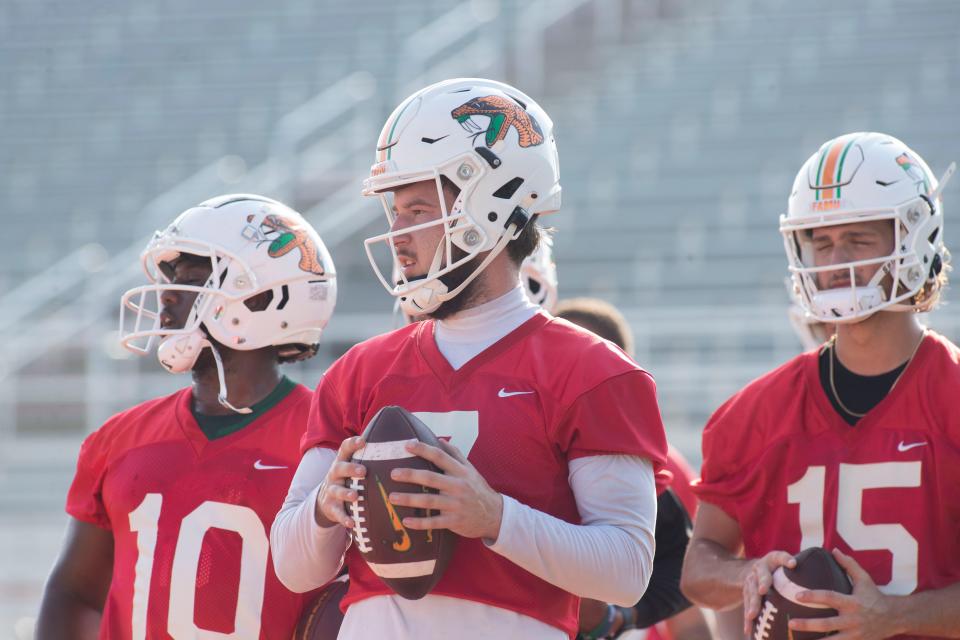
[[399, 223, 519, 316], [157, 332, 252, 414], [208, 342, 253, 414]]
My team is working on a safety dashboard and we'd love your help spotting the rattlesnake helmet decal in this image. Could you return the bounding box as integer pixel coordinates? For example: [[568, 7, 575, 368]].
[[246, 213, 326, 275], [451, 95, 545, 148]]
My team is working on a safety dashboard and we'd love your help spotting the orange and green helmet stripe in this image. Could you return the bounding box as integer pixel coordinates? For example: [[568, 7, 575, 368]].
[[814, 136, 859, 200]]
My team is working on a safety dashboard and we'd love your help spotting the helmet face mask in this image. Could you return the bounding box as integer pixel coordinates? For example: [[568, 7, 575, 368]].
[[520, 231, 558, 312], [365, 174, 488, 316], [785, 212, 908, 323], [121, 236, 248, 361], [780, 132, 953, 323], [362, 78, 561, 316]]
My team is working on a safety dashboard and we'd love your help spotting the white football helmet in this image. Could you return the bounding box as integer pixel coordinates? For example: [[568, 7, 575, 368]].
[[362, 77, 562, 316], [520, 229, 558, 312], [120, 194, 337, 412], [780, 132, 954, 323]]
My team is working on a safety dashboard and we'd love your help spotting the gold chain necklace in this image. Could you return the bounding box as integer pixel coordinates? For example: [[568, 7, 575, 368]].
[[828, 331, 925, 419]]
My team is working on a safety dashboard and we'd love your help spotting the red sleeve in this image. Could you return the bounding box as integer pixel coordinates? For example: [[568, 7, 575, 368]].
[[65, 428, 111, 530], [690, 395, 756, 521], [556, 370, 668, 469], [300, 371, 356, 454]]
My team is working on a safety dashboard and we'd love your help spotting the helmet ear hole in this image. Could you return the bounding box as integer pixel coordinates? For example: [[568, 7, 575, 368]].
[[243, 289, 274, 312], [492, 177, 525, 200]]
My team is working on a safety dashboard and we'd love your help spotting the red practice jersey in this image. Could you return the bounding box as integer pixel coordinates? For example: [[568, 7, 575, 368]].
[[303, 313, 668, 638], [694, 332, 960, 640], [67, 384, 316, 640]]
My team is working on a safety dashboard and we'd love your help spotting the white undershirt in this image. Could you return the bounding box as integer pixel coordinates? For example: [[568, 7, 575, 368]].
[[271, 285, 657, 639], [433, 284, 539, 370]]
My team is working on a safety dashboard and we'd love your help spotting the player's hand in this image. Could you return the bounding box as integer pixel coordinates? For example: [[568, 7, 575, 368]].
[[789, 548, 897, 639], [743, 550, 797, 636], [314, 436, 366, 529], [387, 439, 504, 540]]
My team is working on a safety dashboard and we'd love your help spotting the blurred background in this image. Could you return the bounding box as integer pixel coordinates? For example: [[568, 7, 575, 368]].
[[2, 0, 960, 636]]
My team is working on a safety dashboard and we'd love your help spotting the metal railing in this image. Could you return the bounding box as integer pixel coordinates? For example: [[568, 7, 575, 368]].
[[0, 0, 625, 423]]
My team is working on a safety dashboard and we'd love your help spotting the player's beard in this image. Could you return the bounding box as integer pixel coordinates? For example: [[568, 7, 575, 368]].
[[427, 247, 486, 320]]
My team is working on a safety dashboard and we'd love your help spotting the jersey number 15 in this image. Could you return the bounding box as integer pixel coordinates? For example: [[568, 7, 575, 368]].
[[787, 461, 920, 595]]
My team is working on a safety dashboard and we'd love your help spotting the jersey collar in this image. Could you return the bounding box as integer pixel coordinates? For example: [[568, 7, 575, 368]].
[[805, 332, 932, 433], [417, 312, 551, 388]]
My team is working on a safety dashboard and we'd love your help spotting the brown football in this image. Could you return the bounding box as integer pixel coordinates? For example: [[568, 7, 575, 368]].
[[292, 576, 348, 640], [349, 405, 457, 600], [752, 547, 853, 640]]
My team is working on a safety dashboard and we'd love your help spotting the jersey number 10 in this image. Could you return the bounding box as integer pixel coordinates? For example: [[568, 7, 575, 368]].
[[129, 494, 268, 639]]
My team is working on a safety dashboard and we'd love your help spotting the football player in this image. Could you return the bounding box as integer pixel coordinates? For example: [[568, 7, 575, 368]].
[[271, 78, 668, 639], [552, 297, 712, 640], [681, 132, 960, 638], [37, 195, 337, 639]]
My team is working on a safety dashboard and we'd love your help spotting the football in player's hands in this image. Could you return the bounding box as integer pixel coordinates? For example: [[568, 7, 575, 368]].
[[293, 575, 348, 640], [752, 547, 852, 640], [349, 405, 457, 599]]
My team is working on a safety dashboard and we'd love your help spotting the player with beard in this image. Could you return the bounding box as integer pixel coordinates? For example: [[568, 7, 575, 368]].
[[681, 132, 960, 639], [271, 78, 668, 640], [37, 195, 336, 639]]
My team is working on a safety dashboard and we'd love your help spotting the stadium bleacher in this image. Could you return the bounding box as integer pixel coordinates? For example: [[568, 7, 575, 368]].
[[2, 0, 960, 635]]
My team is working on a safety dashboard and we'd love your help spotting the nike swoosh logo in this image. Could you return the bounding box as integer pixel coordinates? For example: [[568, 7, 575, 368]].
[[498, 388, 535, 398], [421, 135, 449, 144], [376, 477, 411, 552], [897, 441, 927, 452], [253, 459, 288, 470], [376, 140, 399, 152]]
